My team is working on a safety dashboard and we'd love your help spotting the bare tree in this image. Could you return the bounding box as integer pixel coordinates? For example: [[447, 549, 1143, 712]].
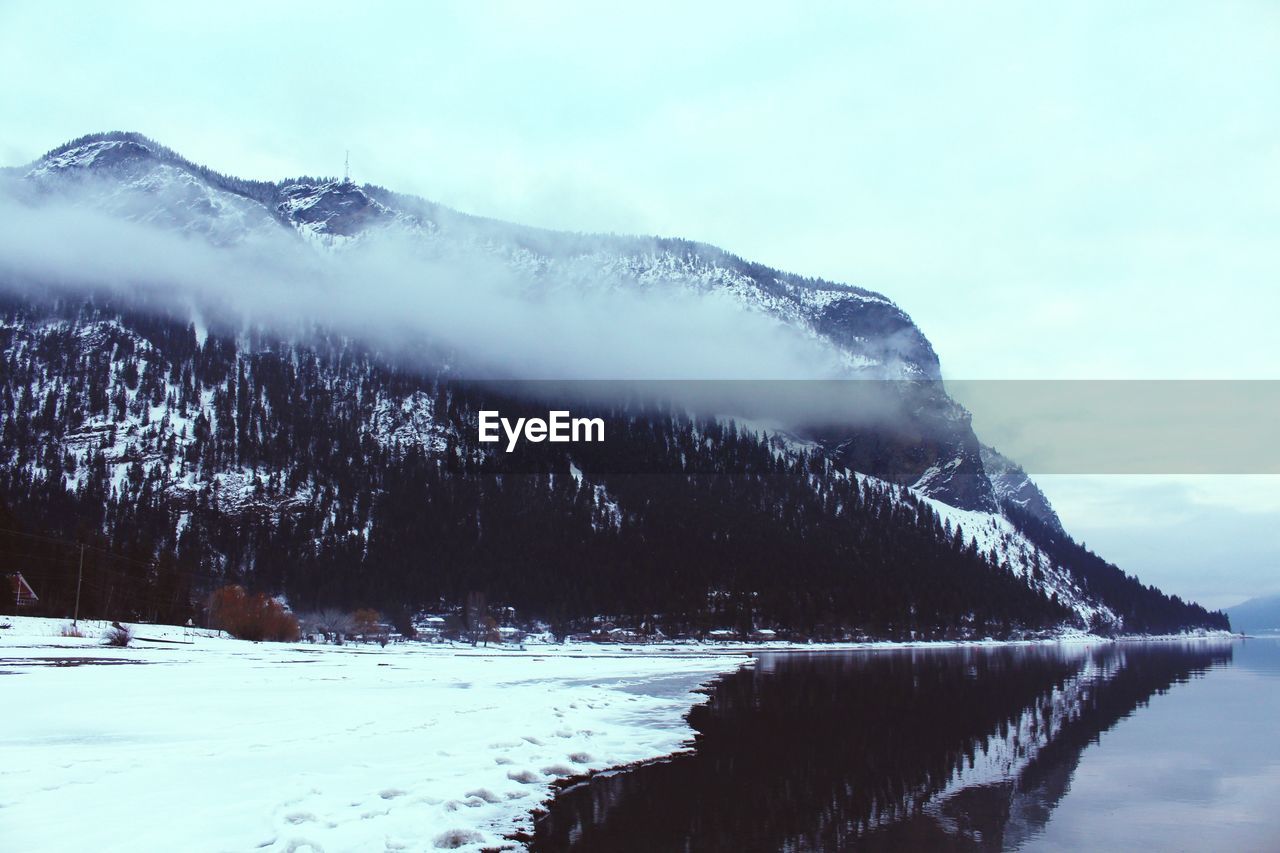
[[305, 609, 353, 644], [464, 591, 487, 646]]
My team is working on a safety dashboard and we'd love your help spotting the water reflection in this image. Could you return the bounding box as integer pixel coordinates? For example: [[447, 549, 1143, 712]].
[[532, 642, 1235, 852]]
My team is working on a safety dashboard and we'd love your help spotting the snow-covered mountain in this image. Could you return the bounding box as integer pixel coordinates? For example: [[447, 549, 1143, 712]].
[[15, 134, 945, 377], [7, 133, 990, 502], [0, 132, 1227, 635]]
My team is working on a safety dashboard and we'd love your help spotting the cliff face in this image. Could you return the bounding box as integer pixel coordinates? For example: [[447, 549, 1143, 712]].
[[981, 445, 1065, 531]]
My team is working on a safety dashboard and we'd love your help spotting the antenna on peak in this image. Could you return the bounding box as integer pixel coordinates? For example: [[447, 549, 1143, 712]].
[[344, 150, 350, 184]]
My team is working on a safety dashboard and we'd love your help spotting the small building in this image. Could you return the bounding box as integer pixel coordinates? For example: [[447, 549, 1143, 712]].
[[606, 627, 643, 644], [412, 615, 448, 641], [6, 572, 39, 609], [497, 625, 527, 644]]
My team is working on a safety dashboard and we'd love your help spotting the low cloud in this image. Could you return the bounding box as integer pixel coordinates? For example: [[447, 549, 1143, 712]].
[[0, 184, 850, 385]]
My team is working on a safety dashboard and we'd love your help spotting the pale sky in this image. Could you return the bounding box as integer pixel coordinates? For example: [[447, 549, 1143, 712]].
[[2, 1, 1277, 609]]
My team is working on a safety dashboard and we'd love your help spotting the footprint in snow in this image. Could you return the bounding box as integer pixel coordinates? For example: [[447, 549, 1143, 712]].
[[507, 769, 541, 784], [282, 841, 323, 853]]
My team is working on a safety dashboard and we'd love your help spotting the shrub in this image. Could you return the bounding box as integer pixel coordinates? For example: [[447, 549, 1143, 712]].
[[103, 623, 132, 647], [209, 585, 301, 642], [60, 623, 86, 638]]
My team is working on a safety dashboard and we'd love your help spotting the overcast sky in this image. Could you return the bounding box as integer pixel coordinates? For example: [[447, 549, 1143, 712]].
[[2, 1, 1276, 609]]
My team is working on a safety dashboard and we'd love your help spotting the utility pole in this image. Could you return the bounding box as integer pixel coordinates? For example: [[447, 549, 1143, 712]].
[[73, 543, 84, 626]]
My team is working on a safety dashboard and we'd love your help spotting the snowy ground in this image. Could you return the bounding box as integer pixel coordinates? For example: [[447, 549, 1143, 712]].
[[0, 617, 746, 852]]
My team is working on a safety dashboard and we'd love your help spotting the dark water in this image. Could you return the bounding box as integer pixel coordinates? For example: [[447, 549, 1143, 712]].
[[533, 639, 1280, 852]]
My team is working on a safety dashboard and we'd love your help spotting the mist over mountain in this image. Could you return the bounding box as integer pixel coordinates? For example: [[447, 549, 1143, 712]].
[[0, 132, 1227, 636]]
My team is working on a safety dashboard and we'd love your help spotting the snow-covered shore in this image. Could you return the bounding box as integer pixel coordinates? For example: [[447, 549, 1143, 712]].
[[0, 616, 1237, 852], [0, 616, 745, 852]]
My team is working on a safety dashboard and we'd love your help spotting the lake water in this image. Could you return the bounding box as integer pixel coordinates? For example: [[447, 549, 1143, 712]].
[[532, 639, 1280, 852]]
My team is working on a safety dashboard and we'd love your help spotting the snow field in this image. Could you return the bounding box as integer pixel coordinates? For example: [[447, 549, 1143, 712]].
[[0, 617, 744, 852]]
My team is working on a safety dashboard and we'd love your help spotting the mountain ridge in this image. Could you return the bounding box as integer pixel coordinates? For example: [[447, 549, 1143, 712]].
[[13, 130, 901, 306], [1226, 594, 1280, 634]]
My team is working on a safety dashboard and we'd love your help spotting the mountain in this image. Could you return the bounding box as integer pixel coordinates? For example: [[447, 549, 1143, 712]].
[[1226, 594, 1280, 634], [7, 133, 992, 506], [0, 131, 1227, 637]]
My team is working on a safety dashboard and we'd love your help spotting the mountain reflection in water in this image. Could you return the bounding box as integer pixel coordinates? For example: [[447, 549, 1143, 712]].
[[532, 642, 1235, 852]]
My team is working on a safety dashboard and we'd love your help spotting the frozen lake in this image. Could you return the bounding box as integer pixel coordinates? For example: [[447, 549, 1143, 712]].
[[534, 638, 1280, 852]]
